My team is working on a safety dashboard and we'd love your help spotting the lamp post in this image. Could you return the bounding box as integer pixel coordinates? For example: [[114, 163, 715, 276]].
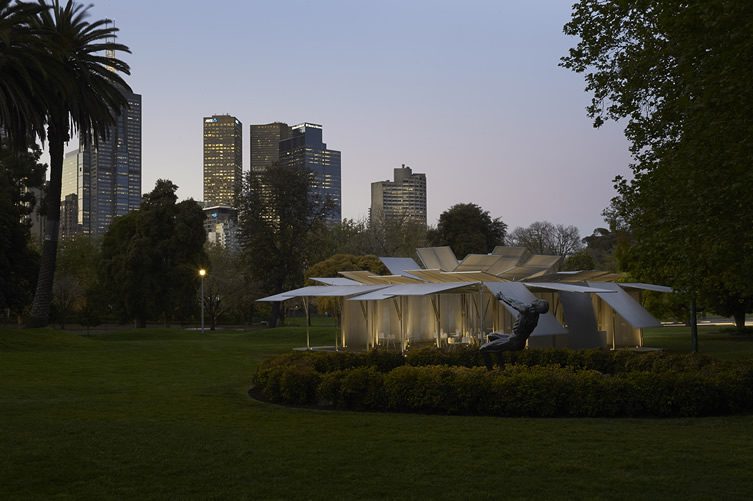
[[199, 268, 206, 334]]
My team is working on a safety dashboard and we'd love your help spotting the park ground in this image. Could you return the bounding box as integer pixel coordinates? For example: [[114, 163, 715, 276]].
[[2, 321, 753, 499]]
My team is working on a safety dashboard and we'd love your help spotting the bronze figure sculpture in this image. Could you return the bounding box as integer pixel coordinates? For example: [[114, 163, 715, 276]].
[[480, 292, 549, 367]]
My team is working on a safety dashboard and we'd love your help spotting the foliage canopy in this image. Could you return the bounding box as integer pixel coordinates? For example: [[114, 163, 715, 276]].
[[562, 0, 753, 329], [100, 180, 207, 327], [428, 203, 506, 259]]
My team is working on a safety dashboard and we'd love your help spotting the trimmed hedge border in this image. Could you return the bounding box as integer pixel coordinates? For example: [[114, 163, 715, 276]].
[[250, 347, 753, 417]]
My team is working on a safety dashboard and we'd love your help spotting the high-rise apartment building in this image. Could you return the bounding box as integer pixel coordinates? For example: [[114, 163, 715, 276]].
[[249, 122, 291, 173], [279, 123, 341, 223], [203, 115, 242, 207], [370, 164, 427, 226], [203, 205, 239, 251], [60, 90, 142, 236]]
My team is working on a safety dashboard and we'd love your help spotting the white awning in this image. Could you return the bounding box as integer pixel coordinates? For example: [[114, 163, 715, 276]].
[[257, 285, 389, 302], [619, 282, 673, 293], [416, 246, 459, 271], [380, 257, 421, 278], [521, 282, 617, 294], [483, 282, 567, 337], [348, 282, 478, 301], [587, 282, 661, 328], [310, 277, 362, 286], [406, 269, 503, 283]]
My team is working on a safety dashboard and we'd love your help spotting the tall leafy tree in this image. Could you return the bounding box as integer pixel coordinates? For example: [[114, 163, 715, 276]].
[[562, 1, 753, 342], [100, 180, 207, 327], [0, 142, 45, 321], [428, 203, 506, 259], [26, 0, 132, 327], [237, 163, 330, 326]]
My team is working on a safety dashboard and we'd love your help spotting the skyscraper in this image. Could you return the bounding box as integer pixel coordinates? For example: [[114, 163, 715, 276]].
[[60, 149, 82, 239], [249, 122, 291, 173], [203, 114, 242, 207], [370, 164, 427, 226], [279, 123, 341, 223], [62, 90, 142, 236]]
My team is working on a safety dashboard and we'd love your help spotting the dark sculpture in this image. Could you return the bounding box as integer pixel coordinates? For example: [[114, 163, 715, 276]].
[[480, 293, 549, 364]]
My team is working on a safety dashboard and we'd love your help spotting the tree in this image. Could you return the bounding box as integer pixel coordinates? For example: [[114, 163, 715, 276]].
[[581, 227, 622, 272], [100, 180, 207, 327], [52, 235, 100, 328], [366, 213, 430, 259], [306, 254, 387, 282], [306, 215, 430, 264], [237, 163, 331, 327], [0, 142, 45, 322], [202, 244, 257, 329], [506, 221, 583, 259], [305, 254, 387, 321], [427, 203, 506, 259], [562, 1, 753, 340], [0, 0, 50, 148], [305, 218, 372, 264], [26, 0, 132, 327], [562, 251, 594, 272]]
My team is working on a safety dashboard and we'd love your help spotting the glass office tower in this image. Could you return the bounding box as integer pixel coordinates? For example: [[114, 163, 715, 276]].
[[279, 123, 341, 223], [203, 114, 243, 207]]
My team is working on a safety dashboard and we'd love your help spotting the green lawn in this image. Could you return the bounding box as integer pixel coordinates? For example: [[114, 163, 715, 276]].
[[2, 323, 753, 499]]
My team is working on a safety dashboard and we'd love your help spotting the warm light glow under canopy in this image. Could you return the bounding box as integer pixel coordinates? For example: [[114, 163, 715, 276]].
[[199, 269, 207, 277]]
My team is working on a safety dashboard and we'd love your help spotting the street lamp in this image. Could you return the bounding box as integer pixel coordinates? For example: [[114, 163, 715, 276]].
[[199, 268, 207, 334]]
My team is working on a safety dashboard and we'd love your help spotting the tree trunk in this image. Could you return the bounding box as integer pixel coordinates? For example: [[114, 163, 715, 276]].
[[733, 308, 746, 331], [269, 302, 280, 328], [690, 296, 698, 353], [27, 126, 66, 327]]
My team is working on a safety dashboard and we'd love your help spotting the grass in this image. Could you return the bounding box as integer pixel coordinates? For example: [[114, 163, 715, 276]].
[[643, 325, 753, 360], [2, 322, 753, 499]]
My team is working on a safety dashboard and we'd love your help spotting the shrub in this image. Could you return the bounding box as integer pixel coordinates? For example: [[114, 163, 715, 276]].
[[279, 365, 320, 405], [317, 370, 346, 407], [406, 346, 484, 368], [251, 349, 753, 417], [340, 367, 386, 410]]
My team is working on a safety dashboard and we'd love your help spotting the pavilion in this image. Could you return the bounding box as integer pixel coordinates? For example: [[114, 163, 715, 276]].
[[258, 246, 671, 352]]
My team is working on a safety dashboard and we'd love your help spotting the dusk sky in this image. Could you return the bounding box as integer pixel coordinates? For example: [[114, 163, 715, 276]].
[[70, 0, 633, 236]]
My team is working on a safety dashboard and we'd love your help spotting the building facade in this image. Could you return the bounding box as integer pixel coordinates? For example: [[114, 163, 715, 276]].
[[203, 115, 242, 207], [203, 205, 239, 251], [279, 123, 341, 223], [249, 122, 291, 173], [370, 164, 427, 226], [60, 90, 142, 236]]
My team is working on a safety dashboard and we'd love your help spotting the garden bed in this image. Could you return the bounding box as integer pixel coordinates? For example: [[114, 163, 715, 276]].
[[251, 347, 753, 417]]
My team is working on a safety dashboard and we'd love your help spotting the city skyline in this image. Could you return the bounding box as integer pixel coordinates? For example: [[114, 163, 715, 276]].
[[55, 0, 632, 236]]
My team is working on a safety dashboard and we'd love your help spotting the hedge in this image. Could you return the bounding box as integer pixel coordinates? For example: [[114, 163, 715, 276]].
[[251, 349, 753, 417]]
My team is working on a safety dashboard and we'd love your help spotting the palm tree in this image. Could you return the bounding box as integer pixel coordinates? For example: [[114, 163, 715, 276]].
[[27, 0, 131, 327], [0, 0, 50, 148]]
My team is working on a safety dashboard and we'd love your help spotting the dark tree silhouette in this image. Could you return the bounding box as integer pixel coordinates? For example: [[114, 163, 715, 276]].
[[27, 0, 132, 327]]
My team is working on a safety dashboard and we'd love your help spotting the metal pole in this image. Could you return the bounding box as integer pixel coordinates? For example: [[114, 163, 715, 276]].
[[690, 296, 698, 353], [303, 297, 310, 351], [200, 275, 205, 334], [479, 285, 484, 339]]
